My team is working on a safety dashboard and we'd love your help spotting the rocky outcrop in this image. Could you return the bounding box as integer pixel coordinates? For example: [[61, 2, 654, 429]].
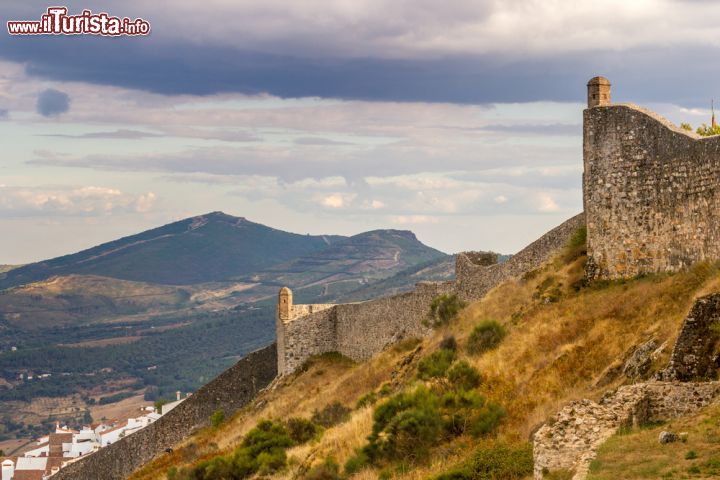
[[534, 292, 720, 479], [534, 381, 720, 479], [660, 293, 720, 381]]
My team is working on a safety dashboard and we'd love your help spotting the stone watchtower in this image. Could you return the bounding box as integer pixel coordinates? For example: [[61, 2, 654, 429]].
[[587, 76, 611, 108], [278, 287, 292, 321]]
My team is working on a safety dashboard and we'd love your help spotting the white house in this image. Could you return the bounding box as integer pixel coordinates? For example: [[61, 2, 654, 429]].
[[1, 459, 14, 480]]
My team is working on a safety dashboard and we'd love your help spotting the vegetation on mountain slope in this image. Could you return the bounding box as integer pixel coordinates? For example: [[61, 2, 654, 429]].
[[0, 212, 345, 288], [0, 215, 452, 442], [232, 230, 450, 305], [588, 403, 720, 479], [331, 256, 455, 303], [130, 231, 720, 480], [0, 275, 193, 329], [0, 265, 19, 275], [0, 307, 274, 441]]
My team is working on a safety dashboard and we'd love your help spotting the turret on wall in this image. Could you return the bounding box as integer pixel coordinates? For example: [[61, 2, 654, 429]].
[[587, 76, 611, 108]]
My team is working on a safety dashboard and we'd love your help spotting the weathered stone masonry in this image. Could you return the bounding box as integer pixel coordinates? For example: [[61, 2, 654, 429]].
[[534, 291, 720, 480], [277, 213, 585, 375], [584, 79, 720, 279], [53, 344, 277, 480]]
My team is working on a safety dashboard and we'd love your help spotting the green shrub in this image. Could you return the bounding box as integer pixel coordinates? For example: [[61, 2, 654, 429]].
[[312, 402, 351, 428], [439, 335, 458, 351], [468, 401, 506, 437], [210, 409, 225, 428], [434, 442, 533, 480], [466, 320, 506, 355], [440, 390, 505, 437], [697, 123, 720, 136], [378, 383, 393, 396], [428, 294, 467, 326], [356, 392, 377, 409], [366, 386, 444, 462], [286, 417, 321, 444], [185, 420, 294, 479], [534, 275, 564, 303], [166, 466, 178, 480], [417, 348, 456, 380], [350, 382, 507, 471], [447, 361, 482, 391], [560, 226, 587, 264], [345, 450, 371, 475], [304, 458, 343, 480], [686, 450, 698, 460]]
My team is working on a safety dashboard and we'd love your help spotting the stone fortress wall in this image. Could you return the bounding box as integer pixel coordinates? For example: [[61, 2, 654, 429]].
[[584, 77, 720, 279], [276, 213, 585, 375], [53, 345, 278, 480]]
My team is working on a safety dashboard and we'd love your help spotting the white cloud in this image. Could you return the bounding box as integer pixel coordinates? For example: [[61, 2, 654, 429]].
[[319, 193, 356, 208], [391, 215, 440, 225], [536, 192, 560, 212], [0, 185, 157, 217]]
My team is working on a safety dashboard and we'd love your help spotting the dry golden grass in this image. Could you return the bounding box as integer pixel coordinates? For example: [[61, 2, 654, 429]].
[[587, 403, 720, 479], [449, 258, 720, 439], [130, 249, 720, 480], [130, 345, 418, 480]]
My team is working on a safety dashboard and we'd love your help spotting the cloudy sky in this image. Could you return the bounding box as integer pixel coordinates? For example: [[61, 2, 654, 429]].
[[1, 0, 718, 263]]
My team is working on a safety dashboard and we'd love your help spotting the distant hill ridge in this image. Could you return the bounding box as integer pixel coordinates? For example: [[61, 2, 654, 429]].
[[0, 212, 446, 290]]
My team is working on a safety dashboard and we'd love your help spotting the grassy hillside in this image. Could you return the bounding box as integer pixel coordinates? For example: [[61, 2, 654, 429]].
[[0, 275, 192, 329], [129, 231, 720, 480], [0, 265, 19, 275], [0, 212, 345, 288], [588, 403, 720, 479], [256, 230, 448, 300], [329, 255, 456, 302]]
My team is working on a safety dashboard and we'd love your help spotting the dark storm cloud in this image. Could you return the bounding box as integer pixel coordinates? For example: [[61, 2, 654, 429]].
[[36, 88, 70, 117], [3, 32, 719, 107], [2, 2, 719, 107]]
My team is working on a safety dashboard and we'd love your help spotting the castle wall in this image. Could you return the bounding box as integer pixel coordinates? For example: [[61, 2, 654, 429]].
[[277, 214, 585, 375], [455, 213, 585, 300], [584, 104, 720, 279], [334, 281, 454, 362], [53, 344, 277, 480], [278, 306, 337, 374]]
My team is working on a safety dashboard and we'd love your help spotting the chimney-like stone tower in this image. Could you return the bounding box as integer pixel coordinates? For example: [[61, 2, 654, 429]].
[[587, 76, 611, 108], [278, 286, 292, 321]]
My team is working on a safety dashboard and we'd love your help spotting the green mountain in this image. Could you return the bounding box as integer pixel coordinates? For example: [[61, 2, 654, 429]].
[[235, 229, 450, 303], [0, 212, 344, 288], [330, 254, 456, 302]]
